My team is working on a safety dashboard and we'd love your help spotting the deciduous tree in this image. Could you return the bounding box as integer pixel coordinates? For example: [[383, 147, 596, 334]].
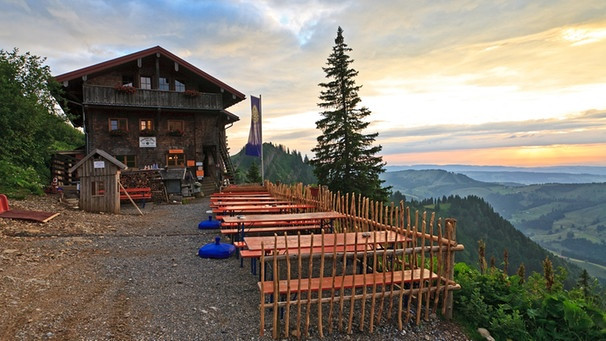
[[0, 48, 83, 197]]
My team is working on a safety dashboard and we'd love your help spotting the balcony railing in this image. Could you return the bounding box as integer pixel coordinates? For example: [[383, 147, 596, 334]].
[[83, 85, 223, 110]]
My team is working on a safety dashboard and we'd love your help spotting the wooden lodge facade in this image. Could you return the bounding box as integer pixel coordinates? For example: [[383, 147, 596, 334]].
[[55, 46, 245, 192]]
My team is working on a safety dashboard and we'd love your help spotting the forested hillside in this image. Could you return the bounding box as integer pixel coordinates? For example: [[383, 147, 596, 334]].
[[384, 169, 606, 283], [430, 195, 583, 285], [383, 169, 497, 200], [231, 142, 316, 185]]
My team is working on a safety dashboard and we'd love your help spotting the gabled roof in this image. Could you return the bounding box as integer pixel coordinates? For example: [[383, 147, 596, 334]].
[[69, 149, 128, 174], [223, 110, 239, 123], [55, 45, 245, 101]]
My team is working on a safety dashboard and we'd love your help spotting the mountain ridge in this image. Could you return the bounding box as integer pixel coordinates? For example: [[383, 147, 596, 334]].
[[382, 169, 606, 282], [231, 142, 317, 185], [385, 164, 606, 184]]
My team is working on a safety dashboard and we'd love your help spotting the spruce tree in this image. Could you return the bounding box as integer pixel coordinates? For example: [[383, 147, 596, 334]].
[[247, 161, 262, 184], [310, 27, 389, 202]]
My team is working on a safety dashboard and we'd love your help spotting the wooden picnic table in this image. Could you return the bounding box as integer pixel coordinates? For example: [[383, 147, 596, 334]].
[[222, 211, 346, 242], [212, 204, 316, 216], [245, 230, 408, 252], [242, 230, 409, 274], [210, 200, 295, 208], [210, 196, 282, 203], [222, 211, 345, 225], [211, 192, 271, 197]]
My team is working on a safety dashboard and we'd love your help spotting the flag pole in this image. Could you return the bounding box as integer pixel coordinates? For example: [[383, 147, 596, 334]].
[[259, 94, 264, 182]]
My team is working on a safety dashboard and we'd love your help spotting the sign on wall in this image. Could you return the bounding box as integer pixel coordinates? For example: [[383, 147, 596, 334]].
[[139, 137, 156, 148]]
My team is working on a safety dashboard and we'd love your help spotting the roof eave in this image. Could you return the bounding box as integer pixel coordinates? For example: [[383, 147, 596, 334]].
[[55, 46, 245, 103]]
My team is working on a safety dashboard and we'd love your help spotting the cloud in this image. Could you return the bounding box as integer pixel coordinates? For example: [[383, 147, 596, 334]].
[[2, 0, 605, 166], [378, 109, 606, 154]]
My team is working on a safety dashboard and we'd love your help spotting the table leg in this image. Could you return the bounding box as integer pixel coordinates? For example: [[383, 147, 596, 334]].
[[240, 223, 244, 243]]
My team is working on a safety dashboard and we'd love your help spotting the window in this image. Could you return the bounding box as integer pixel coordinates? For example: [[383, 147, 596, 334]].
[[109, 118, 128, 131], [140, 119, 153, 131], [175, 80, 185, 92], [167, 152, 185, 167], [122, 75, 134, 86], [115, 155, 136, 168], [159, 77, 169, 91], [168, 120, 184, 132], [140, 76, 151, 89], [91, 181, 105, 196]]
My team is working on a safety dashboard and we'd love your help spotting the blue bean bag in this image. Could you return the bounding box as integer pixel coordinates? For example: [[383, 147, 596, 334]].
[[198, 236, 235, 259]]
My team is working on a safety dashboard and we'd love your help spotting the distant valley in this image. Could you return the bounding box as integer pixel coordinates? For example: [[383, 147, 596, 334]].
[[385, 165, 606, 185], [381, 168, 606, 282]]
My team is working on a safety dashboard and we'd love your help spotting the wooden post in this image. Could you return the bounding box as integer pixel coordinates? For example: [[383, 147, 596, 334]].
[[327, 228, 339, 334], [304, 234, 314, 337], [296, 233, 303, 337], [347, 229, 359, 334], [317, 230, 326, 338], [272, 235, 279, 339], [433, 218, 443, 314], [284, 233, 291, 338], [338, 227, 347, 331], [359, 232, 369, 331], [425, 212, 436, 321], [444, 219, 456, 320], [119, 181, 143, 215], [260, 242, 266, 337], [370, 229, 379, 332], [416, 212, 427, 325]]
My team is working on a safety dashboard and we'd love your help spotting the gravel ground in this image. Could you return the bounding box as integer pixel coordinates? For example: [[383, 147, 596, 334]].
[[0, 195, 471, 340]]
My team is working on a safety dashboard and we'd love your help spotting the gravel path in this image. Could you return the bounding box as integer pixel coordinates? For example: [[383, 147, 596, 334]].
[[1, 195, 470, 340]]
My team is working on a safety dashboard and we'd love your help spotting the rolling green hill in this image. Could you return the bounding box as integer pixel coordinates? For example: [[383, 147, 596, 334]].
[[231, 142, 317, 185], [428, 195, 583, 287], [383, 169, 606, 282], [382, 169, 498, 200]]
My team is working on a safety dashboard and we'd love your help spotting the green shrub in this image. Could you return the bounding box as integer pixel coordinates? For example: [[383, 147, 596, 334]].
[[0, 160, 43, 198], [453, 262, 606, 340]]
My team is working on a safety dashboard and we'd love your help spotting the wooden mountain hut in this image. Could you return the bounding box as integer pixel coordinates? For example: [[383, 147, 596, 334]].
[[69, 149, 127, 213], [54, 46, 245, 195]]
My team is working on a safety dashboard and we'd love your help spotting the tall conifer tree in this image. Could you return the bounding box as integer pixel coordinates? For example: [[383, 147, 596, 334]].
[[311, 27, 389, 201]]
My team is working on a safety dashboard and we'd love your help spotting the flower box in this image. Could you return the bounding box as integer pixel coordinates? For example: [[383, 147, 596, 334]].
[[110, 129, 128, 136], [114, 84, 137, 94], [168, 130, 184, 137], [183, 89, 199, 97], [139, 128, 156, 136]]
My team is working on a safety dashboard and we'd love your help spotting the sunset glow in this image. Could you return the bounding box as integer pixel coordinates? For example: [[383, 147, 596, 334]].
[[1, 1, 605, 167], [384, 143, 606, 167]]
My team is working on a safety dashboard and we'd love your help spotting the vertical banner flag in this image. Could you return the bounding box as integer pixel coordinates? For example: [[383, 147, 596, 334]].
[[245, 95, 262, 157]]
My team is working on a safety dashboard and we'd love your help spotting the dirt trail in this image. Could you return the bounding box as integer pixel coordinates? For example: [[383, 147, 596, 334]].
[[1, 195, 469, 340]]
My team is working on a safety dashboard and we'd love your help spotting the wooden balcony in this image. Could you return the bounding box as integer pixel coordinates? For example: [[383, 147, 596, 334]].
[[83, 85, 223, 110]]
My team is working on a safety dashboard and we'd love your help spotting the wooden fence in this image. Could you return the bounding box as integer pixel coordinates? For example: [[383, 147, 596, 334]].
[[255, 182, 464, 338]]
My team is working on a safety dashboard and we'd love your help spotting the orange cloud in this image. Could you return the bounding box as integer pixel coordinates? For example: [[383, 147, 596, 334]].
[[384, 143, 606, 167]]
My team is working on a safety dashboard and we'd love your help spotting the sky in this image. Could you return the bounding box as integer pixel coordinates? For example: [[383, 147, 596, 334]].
[[2, 0, 606, 167]]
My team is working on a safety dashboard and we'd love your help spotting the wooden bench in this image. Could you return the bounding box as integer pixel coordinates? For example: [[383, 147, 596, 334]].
[[221, 224, 323, 236], [259, 268, 439, 295], [239, 244, 372, 274], [221, 220, 322, 229], [257, 266, 450, 336], [120, 187, 152, 201]]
